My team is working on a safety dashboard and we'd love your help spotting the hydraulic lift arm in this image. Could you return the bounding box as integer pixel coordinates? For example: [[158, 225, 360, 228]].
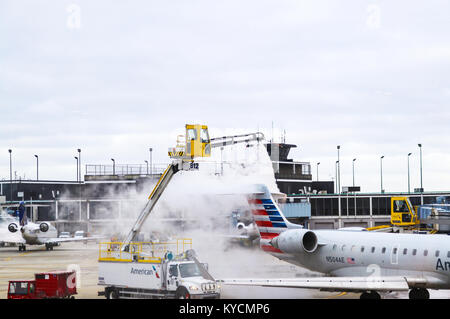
[[122, 125, 265, 250], [121, 163, 179, 249], [210, 132, 264, 149]]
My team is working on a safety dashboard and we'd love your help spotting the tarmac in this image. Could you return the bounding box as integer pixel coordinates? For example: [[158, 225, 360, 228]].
[[0, 242, 448, 299], [0, 242, 100, 299]]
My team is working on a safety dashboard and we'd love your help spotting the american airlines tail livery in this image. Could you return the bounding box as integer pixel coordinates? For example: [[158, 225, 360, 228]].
[[221, 185, 450, 299]]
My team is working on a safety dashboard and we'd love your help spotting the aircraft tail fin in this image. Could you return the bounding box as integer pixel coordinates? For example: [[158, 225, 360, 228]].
[[247, 184, 302, 241]]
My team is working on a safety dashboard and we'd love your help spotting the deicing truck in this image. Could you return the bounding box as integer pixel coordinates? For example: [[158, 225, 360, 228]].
[[98, 239, 220, 299]]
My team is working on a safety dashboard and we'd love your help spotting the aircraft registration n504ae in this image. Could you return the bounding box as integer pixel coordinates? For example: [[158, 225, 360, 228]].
[[220, 185, 450, 299]]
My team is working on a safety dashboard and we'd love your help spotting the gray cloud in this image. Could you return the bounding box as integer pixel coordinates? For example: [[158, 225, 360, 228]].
[[0, 0, 449, 191]]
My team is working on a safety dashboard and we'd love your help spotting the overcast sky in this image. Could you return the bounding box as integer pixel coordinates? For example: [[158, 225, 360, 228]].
[[1, 0, 449, 192]]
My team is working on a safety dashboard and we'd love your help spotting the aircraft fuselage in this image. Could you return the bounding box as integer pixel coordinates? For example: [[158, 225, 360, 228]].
[[267, 229, 450, 289], [19, 223, 57, 245]]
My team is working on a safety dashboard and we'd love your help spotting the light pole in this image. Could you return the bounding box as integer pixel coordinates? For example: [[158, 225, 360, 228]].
[[352, 158, 356, 187], [337, 146, 341, 194], [221, 146, 224, 176], [145, 160, 149, 175], [77, 149, 81, 183], [407, 152, 412, 193], [74, 156, 79, 182], [77, 149, 82, 222], [316, 162, 320, 182], [335, 160, 339, 193], [418, 144, 423, 192], [8, 149, 12, 202], [34, 155, 39, 181], [111, 158, 115, 175], [149, 148, 153, 176], [380, 155, 384, 193]]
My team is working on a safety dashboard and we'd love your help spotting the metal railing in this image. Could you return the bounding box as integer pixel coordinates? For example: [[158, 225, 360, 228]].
[[274, 172, 313, 180], [98, 239, 192, 263], [85, 164, 169, 176]]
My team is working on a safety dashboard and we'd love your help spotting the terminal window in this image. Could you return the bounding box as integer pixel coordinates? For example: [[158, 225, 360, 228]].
[[372, 197, 390, 215]]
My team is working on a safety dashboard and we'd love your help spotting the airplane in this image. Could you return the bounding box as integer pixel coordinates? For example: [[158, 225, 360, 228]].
[[236, 221, 260, 242], [219, 184, 450, 299], [2, 206, 102, 252]]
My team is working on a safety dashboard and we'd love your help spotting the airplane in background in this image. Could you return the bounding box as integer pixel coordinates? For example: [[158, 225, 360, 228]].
[[236, 221, 259, 242], [2, 207, 102, 252], [220, 184, 450, 299]]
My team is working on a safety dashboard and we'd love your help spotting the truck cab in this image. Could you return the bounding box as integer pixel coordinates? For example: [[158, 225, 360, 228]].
[[166, 260, 218, 299], [391, 196, 419, 227], [98, 240, 220, 299], [7, 280, 36, 299]]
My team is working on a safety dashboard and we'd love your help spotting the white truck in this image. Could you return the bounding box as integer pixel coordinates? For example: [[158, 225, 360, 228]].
[[97, 125, 262, 299], [98, 239, 220, 299]]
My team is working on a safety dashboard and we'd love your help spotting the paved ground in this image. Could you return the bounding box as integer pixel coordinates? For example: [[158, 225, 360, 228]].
[[0, 242, 101, 299], [0, 242, 448, 299]]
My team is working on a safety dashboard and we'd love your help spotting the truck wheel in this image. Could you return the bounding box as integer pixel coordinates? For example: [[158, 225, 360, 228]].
[[176, 287, 190, 299], [107, 289, 119, 299]]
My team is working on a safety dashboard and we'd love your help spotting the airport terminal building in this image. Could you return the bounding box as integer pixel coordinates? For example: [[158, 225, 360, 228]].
[[1, 145, 449, 232]]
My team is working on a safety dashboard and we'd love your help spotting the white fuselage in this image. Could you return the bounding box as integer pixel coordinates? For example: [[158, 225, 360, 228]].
[[267, 230, 450, 289], [20, 222, 57, 245]]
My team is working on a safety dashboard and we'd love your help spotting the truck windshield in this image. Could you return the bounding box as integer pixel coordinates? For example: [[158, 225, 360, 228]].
[[9, 282, 29, 295], [179, 263, 203, 278]]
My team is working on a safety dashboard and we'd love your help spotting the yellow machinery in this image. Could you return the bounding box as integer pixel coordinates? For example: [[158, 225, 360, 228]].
[[168, 124, 211, 159], [99, 239, 192, 263], [122, 124, 264, 247], [168, 124, 264, 160], [390, 196, 420, 227]]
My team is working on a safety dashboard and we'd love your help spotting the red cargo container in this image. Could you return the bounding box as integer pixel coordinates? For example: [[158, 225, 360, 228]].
[[7, 271, 77, 299]]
